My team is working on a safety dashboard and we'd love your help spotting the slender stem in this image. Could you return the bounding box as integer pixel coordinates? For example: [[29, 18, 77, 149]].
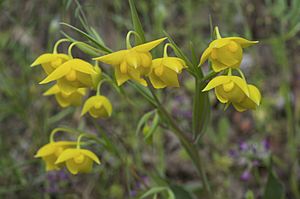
[[68, 41, 104, 58], [214, 26, 222, 39], [53, 39, 71, 54], [126, 30, 142, 49], [49, 127, 78, 143], [76, 133, 106, 149], [145, 79, 212, 196]]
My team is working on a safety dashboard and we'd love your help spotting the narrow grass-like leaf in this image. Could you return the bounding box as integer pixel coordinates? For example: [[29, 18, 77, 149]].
[[144, 112, 160, 141], [139, 187, 170, 199], [128, 0, 146, 44], [61, 22, 112, 53], [263, 161, 284, 199], [136, 110, 156, 136]]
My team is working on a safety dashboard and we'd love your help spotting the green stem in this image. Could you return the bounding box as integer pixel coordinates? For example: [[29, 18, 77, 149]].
[[49, 127, 78, 143], [126, 30, 142, 49], [53, 39, 70, 54], [76, 133, 106, 149], [145, 79, 212, 196], [68, 41, 104, 58]]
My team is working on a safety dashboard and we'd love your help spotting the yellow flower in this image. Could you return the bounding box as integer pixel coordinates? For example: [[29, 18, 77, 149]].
[[199, 37, 258, 72], [149, 57, 186, 89], [94, 38, 166, 86], [81, 95, 112, 118], [232, 84, 261, 112], [43, 84, 86, 108], [55, 148, 100, 175], [39, 59, 98, 94], [203, 75, 261, 111], [31, 53, 71, 74], [34, 141, 76, 171]]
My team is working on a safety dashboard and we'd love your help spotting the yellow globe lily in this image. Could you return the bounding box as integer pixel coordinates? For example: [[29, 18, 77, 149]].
[[55, 148, 100, 175], [43, 84, 86, 108], [199, 37, 258, 72], [203, 75, 249, 103], [203, 75, 261, 111], [232, 84, 261, 112], [149, 57, 186, 89], [34, 141, 76, 171], [94, 38, 166, 86], [81, 95, 112, 118], [39, 59, 98, 94], [31, 53, 71, 74]]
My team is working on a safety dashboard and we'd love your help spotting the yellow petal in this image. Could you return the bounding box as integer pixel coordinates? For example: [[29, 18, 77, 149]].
[[199, 47, 212, 66], [228, 37, 258, 48], [162, 57, 186, 73], [126, 51, 140, 68], [160, 67, 179, 87], [215, 87, 229, 103], [128, 67, 147, 86], [57, 79, 78, 94], [232, 103, 247, 112], [100, 96, 113, 116], [43, 84, 60, 96], [248, 84, 261, 105], [35, 141, 75, 158], [65, 160, 79, 175], [55, 148, 79, 164], [214, 46, 242, 66], [81, 149, 101, 164], [133, 37, 167, 52], [115, 66, 130, 86], [229, 76, 249, 96], [31, 53, 69, 67], [55, 94, 71, 108], [93, 50, 127, 66], [211, 59, 228, 72], [69, 59, 97, 74], [202, 76, 231, 91], [209, 39, 230, 49], [149, 73, 166, 89], [39, 65, 71, 84], [81, 96, 99, 116]]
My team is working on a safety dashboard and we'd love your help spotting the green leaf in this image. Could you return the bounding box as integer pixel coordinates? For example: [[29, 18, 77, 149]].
[[60, 22, 112, 53], [128, 81, 156, 106], [144, 112, 160, 141], [136, 110, 156, 136], [128, 0, 146, 44], [139, 187, 173, 199], [170, 185, 194, 199], [245, 190, 255, 199], [263, 169, 284, 199]]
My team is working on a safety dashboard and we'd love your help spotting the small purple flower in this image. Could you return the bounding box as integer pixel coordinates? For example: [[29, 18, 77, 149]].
[[240, 170, 251, 181], [252, 160, 260, 167], [262, 138, 270, 151], [228, 149, 238, 158], [130, 190, 137, 197], [239, 141, 249, 151]]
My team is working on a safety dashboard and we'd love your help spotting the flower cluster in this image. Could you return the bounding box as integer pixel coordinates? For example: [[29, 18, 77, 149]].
[[31, 41, 112, 119], [32, 31, 187, 175], [94, 34, 187, 88], [35, 130, 100, 175], [201, 27, 261, 112]]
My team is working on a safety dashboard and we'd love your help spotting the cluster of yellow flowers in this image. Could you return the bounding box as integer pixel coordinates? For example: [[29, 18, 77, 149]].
[[31, 32, 187, 174], [94, 36, 186, 88], [200, 28, 261, 112]]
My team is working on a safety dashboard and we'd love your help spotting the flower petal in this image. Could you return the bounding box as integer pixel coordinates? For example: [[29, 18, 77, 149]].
[[55, 149, 79, 164], [39, 65, 71, 84], [81, 149, 101, 164], [66, 160, 79, 175], [199, 47, 212, 66], [149, 73, 166, 89], [228, 37, 258, 48], [81, 96, 99, 116], [248, 84, 261, 105], [202, 76, 231, 91], [229, 76, 249, 96], [133, 37, 167, 52], [69, 59, 97, 74], [43, 84, 60, 96], [93, 50, 127, 66], [31, 53, 69, 67], [115, 67, 130, 86]]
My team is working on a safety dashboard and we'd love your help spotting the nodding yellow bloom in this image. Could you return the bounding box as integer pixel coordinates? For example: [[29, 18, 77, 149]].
[[55, 148, 100, 175], [34, 141, 76, 171], [94, 38, 166, 86], [81, 95, 112, 118], [31, 53, 71, 74], [199, 37, 258, 72], [149, 57, 186, 89], [39, 59, 98, 94], [43, 84, 86, 108], [232, 84, 261, 112], [203, 75, 261, 111], [203, 75, 249, 104]]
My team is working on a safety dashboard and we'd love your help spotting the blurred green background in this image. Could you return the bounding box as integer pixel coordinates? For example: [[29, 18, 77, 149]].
[[0, 0, 300, 198]]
